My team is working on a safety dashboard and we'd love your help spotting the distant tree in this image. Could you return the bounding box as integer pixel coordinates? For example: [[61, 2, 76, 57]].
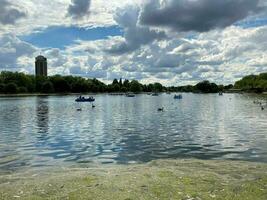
[[224, 84, 234, 90], [195, 81, 210, 93], [18, 87, 28, 93], [112, 79, 119, 85], [147, 84, 154, 92], [35, 75, 48, 92], [71, 80, 88, 93], [0, 71, 34, 92], [50, 75, 70, 93], [120, 86, 127, 92], [153, 82, 163, 92], [41, 81, 55, 93], [142, 85, 148, 92], [4, 82, 18, 93], [195, 81, 219, 93], [113, 84, 121, 92], [210, 83, 219, 93], [234, 73, 267, 92], [119, 78, 123, 86], [259, 73, 267, 80], [123, 79, 130, 88], [130, 80, 142, 93], [0, 83, 5, 93]]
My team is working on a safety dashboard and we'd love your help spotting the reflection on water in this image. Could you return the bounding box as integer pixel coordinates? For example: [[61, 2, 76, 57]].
[[36, 97, 49, 134], [0, 93, 266, 172]]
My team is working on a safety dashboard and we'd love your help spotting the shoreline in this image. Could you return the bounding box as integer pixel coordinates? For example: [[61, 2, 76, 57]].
[[0, 91, 267, 98], [1, 159, 266, 199]]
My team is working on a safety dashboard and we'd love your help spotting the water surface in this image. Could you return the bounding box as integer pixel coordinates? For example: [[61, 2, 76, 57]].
[[0, 93, 266, 172]]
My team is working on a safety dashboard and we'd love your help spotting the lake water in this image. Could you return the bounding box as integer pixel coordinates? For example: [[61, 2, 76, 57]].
[[0, 93, 266, 172]]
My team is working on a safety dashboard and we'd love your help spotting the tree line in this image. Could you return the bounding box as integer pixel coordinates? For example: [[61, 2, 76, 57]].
[[1, 71, 266, 94], [0, 71, 167, 94], [234, 73, 267, 93]]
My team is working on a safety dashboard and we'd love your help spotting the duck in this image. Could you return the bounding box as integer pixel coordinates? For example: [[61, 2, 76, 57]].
[[158, 107, 164, 112], [92, 104, 96, 108]]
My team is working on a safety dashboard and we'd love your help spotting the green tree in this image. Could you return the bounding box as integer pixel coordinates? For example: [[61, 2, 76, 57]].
[[123, 79, 130, 88], [112, 79, 119, 85], [50, 75, 70, 93], [195, 81, 219, 93], [224, 84, 233, 90], [147, 84, 154, 92], [71, 80, 89, 93], [41, 81, 55, 93], [35, 75, 48, 92], [119, 78, 123, 86], [130, 80, 142, 93], [0, 83, 5, 93], [4, 82, 18, 94], [153, 82, 163, 92], [18, 87, 28, 93], [234, 73, 267, 92]]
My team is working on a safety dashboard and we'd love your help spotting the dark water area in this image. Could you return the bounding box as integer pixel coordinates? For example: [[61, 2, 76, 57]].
[[0, 93, 266, 172]]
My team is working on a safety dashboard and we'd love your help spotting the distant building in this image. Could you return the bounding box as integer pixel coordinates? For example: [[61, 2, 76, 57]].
[[35, 55, 47, 76]]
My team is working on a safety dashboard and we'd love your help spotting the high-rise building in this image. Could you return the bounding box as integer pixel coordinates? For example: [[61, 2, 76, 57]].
[[35, 55, 47, 76]]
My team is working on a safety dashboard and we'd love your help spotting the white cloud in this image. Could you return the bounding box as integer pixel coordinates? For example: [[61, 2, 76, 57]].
[[0, 0, 266, 86], [0, 0, 139, 35], [67, 0, 91, 19], [0, 0, 27, 25], [0, 34, 37, 70]]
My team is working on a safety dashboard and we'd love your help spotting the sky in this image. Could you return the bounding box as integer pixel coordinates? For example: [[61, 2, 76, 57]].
[[0, 0, 267, 86]]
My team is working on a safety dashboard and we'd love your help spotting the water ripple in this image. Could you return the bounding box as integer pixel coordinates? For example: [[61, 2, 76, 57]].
[[0, 94, 266, 172]]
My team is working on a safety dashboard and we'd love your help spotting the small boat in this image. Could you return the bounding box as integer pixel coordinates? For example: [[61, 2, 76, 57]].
[[126, 93, 135, 97], [75, 96, 95, 102], [174, 94, 182, 99], [152, 93, 159, 96]]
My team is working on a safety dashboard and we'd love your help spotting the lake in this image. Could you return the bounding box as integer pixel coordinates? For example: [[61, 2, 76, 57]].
[[0, 93, 266, 172]]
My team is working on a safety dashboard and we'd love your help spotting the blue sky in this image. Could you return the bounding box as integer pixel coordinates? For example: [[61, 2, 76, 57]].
[[235, 18, 267, 28], [20, 26, 123, 49], [19, 20, 267, 50]]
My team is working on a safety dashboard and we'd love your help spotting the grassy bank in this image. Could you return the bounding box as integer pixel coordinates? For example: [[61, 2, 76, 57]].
[[0, 159, 266, 200]]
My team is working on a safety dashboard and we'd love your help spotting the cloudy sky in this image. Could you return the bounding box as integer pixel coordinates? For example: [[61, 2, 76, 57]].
[[0, 0, 267, 85]]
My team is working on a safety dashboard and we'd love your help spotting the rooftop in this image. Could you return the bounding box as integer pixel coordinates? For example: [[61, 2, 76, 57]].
[[35, 55, 47, 61]]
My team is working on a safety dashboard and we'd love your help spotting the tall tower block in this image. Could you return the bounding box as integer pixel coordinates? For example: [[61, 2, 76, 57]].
[[35, 55, 47, 76]]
